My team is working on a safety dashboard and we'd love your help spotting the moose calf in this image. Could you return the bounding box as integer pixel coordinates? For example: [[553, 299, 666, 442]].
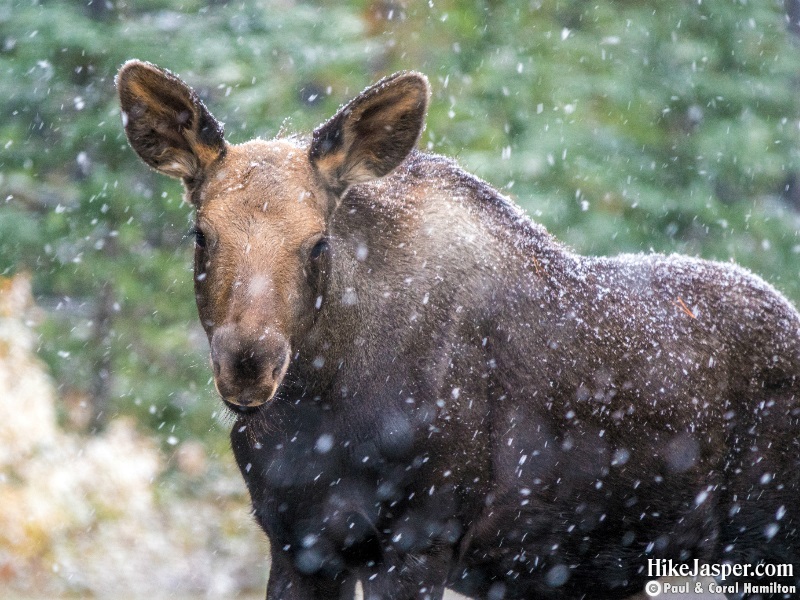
[[118, 62, 799, 599]]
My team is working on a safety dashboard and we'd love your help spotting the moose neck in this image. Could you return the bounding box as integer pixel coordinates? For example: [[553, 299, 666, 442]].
[[290, 150, 565, 402]]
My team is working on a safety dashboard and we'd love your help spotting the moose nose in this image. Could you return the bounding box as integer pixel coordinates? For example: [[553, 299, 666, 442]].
[[210, 324, 290, 408]]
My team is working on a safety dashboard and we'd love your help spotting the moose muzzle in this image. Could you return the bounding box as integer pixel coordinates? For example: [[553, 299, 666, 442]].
[[210, 324, 290, 408]]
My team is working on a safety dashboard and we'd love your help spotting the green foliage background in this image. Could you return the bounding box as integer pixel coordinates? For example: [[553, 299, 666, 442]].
[[3, 0, 800, 449]]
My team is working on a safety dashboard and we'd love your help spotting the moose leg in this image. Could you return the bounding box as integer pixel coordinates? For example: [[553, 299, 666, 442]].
[[266, 551, 355, 600], [359, 548, 451, 600]]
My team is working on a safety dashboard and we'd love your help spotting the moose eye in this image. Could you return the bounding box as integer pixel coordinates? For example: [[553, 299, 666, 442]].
[[310, 238, 329, 261], [191, 227, 207, 249]]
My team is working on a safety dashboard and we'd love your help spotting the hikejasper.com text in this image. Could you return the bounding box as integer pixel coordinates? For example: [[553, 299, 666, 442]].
[[648, 558, 794, 581]]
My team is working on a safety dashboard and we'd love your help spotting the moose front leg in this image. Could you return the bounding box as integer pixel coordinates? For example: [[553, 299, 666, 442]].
[[266, 550, 356, 600], [359, 547, 452, 600]]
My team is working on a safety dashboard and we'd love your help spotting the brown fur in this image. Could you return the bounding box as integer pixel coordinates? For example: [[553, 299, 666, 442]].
[[118, 61, 800, 599]]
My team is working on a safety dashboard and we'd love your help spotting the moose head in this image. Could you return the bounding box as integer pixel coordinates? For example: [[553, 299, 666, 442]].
[[117, 61, 429, 409]]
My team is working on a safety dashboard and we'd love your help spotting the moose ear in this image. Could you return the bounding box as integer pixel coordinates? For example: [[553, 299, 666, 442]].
[[309, 71, 430, 196], [116, 60, 225, 181]]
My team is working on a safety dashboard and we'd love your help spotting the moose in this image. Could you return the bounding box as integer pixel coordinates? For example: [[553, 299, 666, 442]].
[[117, 60, 799, 599]]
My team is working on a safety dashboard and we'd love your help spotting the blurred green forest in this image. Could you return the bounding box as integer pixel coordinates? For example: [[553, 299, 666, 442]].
[[3, 0, 800, 450]]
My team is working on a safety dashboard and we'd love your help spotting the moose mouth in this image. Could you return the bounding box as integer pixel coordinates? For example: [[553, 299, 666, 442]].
[[214, 375, 285, 415], [221, 397, 262, 415], [217, 380, 284, 414]]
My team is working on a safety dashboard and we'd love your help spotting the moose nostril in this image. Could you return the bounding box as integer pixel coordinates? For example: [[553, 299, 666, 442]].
[[272, 365, 282, 381], [237, 350, 263, 382]]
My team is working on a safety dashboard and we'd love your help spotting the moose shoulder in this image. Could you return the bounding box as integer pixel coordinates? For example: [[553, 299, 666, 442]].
[[117, 60, 800, 600]]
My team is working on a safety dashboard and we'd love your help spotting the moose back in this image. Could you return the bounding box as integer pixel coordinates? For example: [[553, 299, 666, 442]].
[[117, 61, 800, 599]]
